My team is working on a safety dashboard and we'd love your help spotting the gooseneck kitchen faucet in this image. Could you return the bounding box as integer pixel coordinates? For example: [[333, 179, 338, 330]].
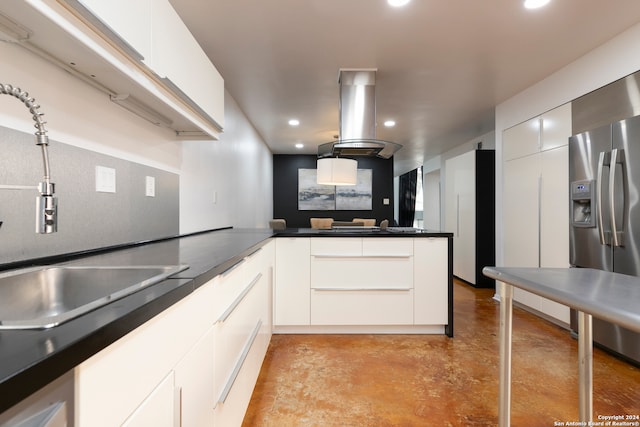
[[0, 83, 57, 233]]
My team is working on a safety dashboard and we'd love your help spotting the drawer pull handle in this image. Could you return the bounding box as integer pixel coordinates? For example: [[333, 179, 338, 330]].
[[245, 247, 263, 259], [217, 273, 262, 323], [220, 258, 246, 277], [217, 319, 263, 405], [311, 255, 412, 259], [311, 287, 412, 292]]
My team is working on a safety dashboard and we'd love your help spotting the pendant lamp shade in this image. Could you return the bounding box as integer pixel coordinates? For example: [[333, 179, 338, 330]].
[[317, 158, 357, 185]]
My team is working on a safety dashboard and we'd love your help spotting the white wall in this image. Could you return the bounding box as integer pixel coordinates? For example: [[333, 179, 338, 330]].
[[495, 22, 640, 266], [180, 91, 273, 233]]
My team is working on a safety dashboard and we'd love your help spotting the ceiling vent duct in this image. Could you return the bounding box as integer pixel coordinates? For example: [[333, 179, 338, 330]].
[[317, 69, 402, 159]]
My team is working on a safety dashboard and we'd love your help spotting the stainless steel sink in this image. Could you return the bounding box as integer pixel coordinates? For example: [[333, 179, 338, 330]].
[[0, 264, 189, 330]]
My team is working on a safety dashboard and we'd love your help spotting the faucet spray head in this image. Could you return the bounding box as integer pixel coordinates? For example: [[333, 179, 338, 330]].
[[37, 181, 56, 233], [36, 192, 57, 234]]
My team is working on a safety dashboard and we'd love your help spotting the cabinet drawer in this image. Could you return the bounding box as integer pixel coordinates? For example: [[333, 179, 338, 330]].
[[311, 289, 414, 325], [311, 256, 413, 290], [210, 258, 250, 320], [362, 238, 413, 256], [213, 272, 264, 406], [310, 238, 361, 255]]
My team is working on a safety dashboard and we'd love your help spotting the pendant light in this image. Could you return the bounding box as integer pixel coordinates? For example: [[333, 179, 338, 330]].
[[317, 157, 357, 186]]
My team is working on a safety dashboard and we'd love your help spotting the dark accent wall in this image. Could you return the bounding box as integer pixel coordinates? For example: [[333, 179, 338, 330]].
[[273, 155, 394, 228]]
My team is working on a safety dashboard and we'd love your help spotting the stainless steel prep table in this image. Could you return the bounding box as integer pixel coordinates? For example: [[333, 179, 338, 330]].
[[482, 267, 640, 427]]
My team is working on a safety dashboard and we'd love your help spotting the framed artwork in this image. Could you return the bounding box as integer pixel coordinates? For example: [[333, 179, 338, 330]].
[[298, 168, 372, 211], [298, 169, 335, 210], [336, 169, 372, 210]]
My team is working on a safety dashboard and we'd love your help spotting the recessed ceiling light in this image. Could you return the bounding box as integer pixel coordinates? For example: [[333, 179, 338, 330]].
[[384, 120, 396, 127], [288, 119, 300, 126], [295, 143, 304, 149], [388, 0, 410, 7], [524, 0, 550, 9]]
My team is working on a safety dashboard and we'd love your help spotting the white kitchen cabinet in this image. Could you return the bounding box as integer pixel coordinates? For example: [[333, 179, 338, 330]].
[[310, 237, 414, 325], [414, 238, 449, 325], [274, 238, 310, 326], [310, 238, 414, 325], [75, 241, 274, 427], [122, 371, 175, 427], [445, 150, 495, 287], [274, 236, 450, 333], [214, 252, 272, 426], [151, 0, 225, 128], [5, 0, 224, 137], [174, 326, 216, 427], [74, 0, 153, 62], [74, 280, 216, 427], [502, 103, 571, 324], [503, 152, 542, 309], [310, 289, 415, 325], [503, 116, 540, 161]]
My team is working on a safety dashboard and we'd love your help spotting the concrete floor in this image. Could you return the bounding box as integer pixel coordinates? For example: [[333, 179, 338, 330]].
[[243, 279, 640, 426]]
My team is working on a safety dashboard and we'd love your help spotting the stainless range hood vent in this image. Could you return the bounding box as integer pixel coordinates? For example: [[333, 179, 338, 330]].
[[318, 69, 402, 159]]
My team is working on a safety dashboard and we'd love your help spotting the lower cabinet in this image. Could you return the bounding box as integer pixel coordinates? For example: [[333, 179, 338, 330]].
[[122, 372, 176, 427], [310, 238, 415, 325], [213, 266, 271, 426], [74, 280, 217, 427], [414, 237, 449, 325], [274, 238, 310, 326], [74, 240, 274, 427], [174, 326, 216, 427], [274, 237, 451, 333]]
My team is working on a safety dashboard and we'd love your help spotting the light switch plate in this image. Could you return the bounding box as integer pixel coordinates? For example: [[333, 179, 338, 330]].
[[145, 176, 155, 197], [95, 166, 116, 193]]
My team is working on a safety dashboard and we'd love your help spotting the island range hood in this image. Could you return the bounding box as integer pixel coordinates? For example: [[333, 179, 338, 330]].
[[317, 69, 402, 160]]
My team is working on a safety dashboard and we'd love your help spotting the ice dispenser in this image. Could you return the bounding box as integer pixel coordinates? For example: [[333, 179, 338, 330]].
[[571, 180, 595, 227]]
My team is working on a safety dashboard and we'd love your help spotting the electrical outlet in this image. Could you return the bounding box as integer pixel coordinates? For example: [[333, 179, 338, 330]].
[[96, 166, 116, 193], [145, 176, 155, 197], [383, 198, 390, 205], [213, 191, 217, 204]]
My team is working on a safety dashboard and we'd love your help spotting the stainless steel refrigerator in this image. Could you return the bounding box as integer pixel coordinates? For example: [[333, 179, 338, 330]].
[[569, 114, 640, 365]]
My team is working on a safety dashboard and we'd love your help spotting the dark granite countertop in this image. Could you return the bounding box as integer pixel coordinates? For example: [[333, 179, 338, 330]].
[[273, 227, 453, 238], [0, 226, 451, 413], [0, 228, 273, 414]]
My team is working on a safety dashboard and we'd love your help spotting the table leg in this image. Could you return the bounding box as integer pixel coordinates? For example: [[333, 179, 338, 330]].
[[499, 281, 513, 427], [578, 311, 593, 422]]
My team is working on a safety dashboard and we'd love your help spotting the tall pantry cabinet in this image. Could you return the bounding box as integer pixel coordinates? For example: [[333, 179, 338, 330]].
[[445, 149, 495, 288], [502, 103, 571, 324]]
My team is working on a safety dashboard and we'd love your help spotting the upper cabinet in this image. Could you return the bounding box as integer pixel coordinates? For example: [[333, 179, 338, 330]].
[[150, 0, 224, 128], [0, 0, 224, 138], [503, 103, 572, 161], [72, 0, 153, 63]]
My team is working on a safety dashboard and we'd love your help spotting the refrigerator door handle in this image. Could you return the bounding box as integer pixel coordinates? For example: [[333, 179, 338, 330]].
[[609, 148, 624, 247], [596, 151, 609, 245]]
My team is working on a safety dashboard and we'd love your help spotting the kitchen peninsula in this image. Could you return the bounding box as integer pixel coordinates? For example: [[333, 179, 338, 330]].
[[272, 228, 453, 336], [0, 227, 452, 426]]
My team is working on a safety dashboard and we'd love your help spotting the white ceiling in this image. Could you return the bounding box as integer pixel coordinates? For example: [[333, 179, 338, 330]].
[[169, 0, 640, 175]]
